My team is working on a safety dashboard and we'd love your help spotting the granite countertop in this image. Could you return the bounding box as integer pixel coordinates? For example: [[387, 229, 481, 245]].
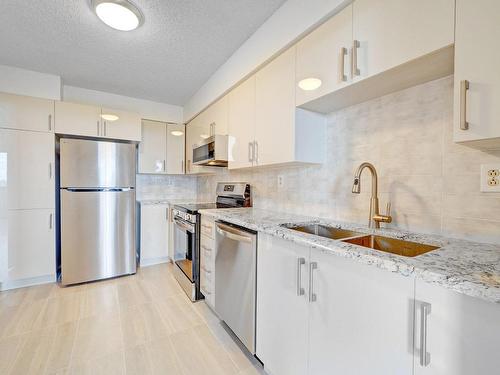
[[137, 198, 212, 205], [199, 207, 500, 304]]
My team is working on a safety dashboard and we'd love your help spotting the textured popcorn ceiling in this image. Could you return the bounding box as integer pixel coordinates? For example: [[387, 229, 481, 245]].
[[0, 0, 286, 105]]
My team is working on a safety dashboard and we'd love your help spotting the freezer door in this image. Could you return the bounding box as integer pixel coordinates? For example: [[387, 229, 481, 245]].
[[60, 138, 136, 188], [61, 189, 136, 285]]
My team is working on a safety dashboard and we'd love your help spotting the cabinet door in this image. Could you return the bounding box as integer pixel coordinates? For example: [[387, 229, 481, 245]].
[[228, 75, 255, 170], [453, 0, 500, 145], [255, 47, 296, 166], [256, 234, 309, 375], [205, 96, 228, 136], [7, 209, 55, 281], [352, 0, 454, 81], [101, 108, 141, 141], [140, 204, 169, 263], [0, 92, 54, 133], [55, 101, 101, 137], [296, 5, 352, 106], [0, 129, 55, 209], [138, 120, 167, 174], [414, 280, 500, 375], [166, 123, 185, 174], [185, 118, 206, 174], [309, 249, 414, 375]]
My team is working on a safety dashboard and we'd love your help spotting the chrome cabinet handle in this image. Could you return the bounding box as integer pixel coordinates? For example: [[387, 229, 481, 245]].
[[460, 80, 469, 130], [49, 213, 53, 229], [166, 207, 169, 221], [97, 121, 100, 136], [48, 114, 52, 131], [420, 302, 432, 367], [181, 160, 184, 173], [163, 160, 166, 172], [254, 141, 259, 163], [49, 163, 52, 179], [296, 257, 306, 296], [104, 121, 107, 136], [248, 142, 254, 162], [339, 47, 347, 82], [351, 40, 360, 78], [308, 262, 317, 302]]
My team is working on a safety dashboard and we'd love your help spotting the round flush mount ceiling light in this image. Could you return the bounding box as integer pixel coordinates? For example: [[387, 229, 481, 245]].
[[101, 113, 119, 121], [92, 0, 144, 31], [171, 130, 184, 137], [298, 78, 322, 91]]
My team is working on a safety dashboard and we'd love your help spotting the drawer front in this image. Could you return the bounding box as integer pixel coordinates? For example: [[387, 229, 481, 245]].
[[201, 218, 215, 238]]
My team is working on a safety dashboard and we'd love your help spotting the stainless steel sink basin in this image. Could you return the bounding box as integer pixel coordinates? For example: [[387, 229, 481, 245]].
[[284, 224, 363, 240], [342, 235, 439, 257]]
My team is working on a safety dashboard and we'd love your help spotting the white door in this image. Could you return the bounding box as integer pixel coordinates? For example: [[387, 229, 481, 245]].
[[414, 280, 500, 374], [256, 234, 309, 375], [166, 123, 185, 174], [7, 209, 55, 281], [0, 129, 55, 209], [101, 107, 141, 141], [228, 75, 256, 170], [308, 248, 415, 375], [140, 204, 169, 264], [138, 120, 167, 174], [55, 101, 101, 137], [255, 47, 296, 166], [0, 92, 54, 133], [454, 0, 500, 145], [352, 0, 454, 81], [296, 4, 352, 106]]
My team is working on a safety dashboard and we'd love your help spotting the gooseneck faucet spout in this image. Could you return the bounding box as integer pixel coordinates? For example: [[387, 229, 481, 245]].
[[352, 162, 391, 229]]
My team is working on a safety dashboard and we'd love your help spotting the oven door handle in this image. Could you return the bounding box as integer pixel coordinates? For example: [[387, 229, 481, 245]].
[[174, 218, 195, 233]]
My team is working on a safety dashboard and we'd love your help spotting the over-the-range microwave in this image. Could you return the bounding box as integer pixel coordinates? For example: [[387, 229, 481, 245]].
[[192, 134, 228, 167]]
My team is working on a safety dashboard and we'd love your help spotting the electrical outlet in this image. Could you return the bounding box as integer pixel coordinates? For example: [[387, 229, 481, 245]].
[[480, 164, 500, 192], [277, 175, 285, 189]]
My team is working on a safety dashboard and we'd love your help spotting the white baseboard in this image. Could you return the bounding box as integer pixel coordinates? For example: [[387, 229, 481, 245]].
[[0, 274, 56, 291], [140, 256, 171, 267]]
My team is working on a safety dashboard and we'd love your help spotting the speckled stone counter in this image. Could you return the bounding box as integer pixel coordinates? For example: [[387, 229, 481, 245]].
[[199, 207, 500, 304]]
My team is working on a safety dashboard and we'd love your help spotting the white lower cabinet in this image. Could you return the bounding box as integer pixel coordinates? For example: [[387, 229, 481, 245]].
[[200, 215, 216, 308], [414, 279, 500, 374], [308, 248, 414, 375], [256, 234, 309, 375], [139, 203, 169, 265], [6, 209, 55, 283]]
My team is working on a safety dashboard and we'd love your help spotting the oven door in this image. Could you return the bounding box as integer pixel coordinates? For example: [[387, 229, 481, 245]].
[[173, 216, 196, 283]]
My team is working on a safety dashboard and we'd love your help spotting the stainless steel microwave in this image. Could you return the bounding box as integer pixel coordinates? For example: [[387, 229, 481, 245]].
[[192, 135, 228, 167]]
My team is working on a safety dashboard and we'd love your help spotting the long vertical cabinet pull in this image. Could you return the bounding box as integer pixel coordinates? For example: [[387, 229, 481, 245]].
[[48, 114, 52, 131], [181, 160, 184, 174], [49, 163, 52, 179], [420, 302, 432, 367], [104, 121, 107, 136], [49, 213, 53, 229], [248, 142, 254, 162], [254, 141, 259, 164], [296, 257, 306, 296], [308, 262, 317, 302], [163, 160, 166, 172], [97, 121, 100, 136], [351, 40, 360, 78], [339, 47, 348, 82], [460, 80, 470, 130]]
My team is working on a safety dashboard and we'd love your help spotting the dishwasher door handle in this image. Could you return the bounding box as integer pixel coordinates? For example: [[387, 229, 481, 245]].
[[216, 223, 253, 243]]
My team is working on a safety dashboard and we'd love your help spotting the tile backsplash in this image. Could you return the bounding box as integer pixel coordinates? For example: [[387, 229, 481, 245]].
[[136, 174, 198, 201], [196, 76, 500, 244]]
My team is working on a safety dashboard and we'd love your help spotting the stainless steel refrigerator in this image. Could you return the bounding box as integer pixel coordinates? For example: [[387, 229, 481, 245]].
[[59, 138, 136, 285]]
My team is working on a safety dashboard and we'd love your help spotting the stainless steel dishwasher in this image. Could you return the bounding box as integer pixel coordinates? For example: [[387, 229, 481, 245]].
[[215, 221, 257, 354]]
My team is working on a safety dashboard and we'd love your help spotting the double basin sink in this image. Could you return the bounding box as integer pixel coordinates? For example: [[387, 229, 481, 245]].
[[284, 223, 439, 257]]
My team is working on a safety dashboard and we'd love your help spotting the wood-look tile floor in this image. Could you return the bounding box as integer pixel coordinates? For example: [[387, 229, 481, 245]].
[[0, 263, 266, 375]]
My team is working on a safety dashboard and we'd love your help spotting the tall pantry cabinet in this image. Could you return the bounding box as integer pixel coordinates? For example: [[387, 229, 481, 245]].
[[0, 92, 56, 288]]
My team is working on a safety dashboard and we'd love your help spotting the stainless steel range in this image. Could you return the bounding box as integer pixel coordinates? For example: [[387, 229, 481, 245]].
[[172, 182, 251, 301]]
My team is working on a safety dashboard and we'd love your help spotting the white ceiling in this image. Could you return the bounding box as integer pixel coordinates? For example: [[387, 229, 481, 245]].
[[0, 0, 286, 105]]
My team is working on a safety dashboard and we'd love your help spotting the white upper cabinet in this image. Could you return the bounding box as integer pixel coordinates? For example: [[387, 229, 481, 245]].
[[308, 248, 414, 375], [255, 47, 326, 167], [100, 107, 141, 142], [256, 234, 309, 375], [228, 75, 256, 170], [55, 101, 102, 137], [296, 5, 353, 106], [0, 92, 54, 133], [138, 120, 167, 174], [166, 123, 185, 174], [352, 0, 454, 81], [55, 101, 141, 141], [453, 0, 500, 148], [203, 96, 228, 136], [414, 279, 500, 374], [0, 129, 55, 210]]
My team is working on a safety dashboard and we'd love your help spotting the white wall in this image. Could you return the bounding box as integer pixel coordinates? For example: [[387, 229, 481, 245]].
[[183, 0, 350, 121], [0, 64, 61, 100], [63, 85, 183, 123]]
